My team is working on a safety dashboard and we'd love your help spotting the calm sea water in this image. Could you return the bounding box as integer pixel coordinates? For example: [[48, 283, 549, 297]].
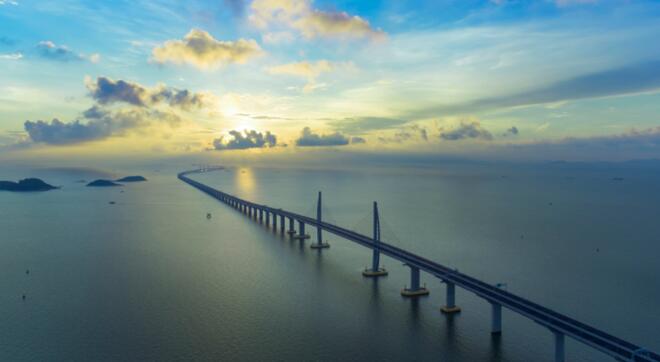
[[1, 162, 659, 361]]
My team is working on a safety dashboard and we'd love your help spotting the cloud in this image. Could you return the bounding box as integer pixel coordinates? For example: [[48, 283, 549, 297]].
[[250, 0, 384, 40], [503, 126, 519, 136], [408, 60, 660, 119], [378, 125, 429, 144], [213, 129, 277, 150], [295, 127, 351, 147], [22, 76, 204, 145], [351, 136, 366, 144], [24, 107, 182, 145], [36, 41, 97, 62], [0, 52, 22, 60], [329, 116, 408, 134], [493, 127, 660, 161], [151, 29, 262, 69], [440, 121, 493, 141], [267, 60, 352, 93], [24, 108, 142, 145], [86, 76, 210, 110], [0, 0, 18, 5]]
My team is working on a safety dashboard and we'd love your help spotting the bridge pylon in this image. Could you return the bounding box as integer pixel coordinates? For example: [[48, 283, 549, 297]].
[[311, 191, 330, 249], [440, 281, 461, 314], [363, 201, 387, 277]]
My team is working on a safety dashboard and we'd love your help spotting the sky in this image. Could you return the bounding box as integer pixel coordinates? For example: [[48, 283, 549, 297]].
[[1, 0, 659, 163]]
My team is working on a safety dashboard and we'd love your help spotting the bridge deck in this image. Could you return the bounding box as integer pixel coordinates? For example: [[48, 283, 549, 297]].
[[179, 169, 659, 362]]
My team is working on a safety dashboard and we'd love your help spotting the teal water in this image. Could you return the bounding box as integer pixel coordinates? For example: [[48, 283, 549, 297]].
[[1, 163, 659, 361]]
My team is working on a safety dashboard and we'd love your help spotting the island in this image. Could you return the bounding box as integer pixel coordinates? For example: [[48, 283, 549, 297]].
[[0, 178, 58, 192], [87, 179, 122, 187], [116, 175, 147, 182]]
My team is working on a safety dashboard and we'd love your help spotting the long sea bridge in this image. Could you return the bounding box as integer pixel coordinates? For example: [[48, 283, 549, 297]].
[[179, 167, 659, 362]]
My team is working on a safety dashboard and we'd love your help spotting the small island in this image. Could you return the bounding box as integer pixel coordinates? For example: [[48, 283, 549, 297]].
[[0, 178, 58, 192], [87, 179, 122, 187], [116, 176, 147, 182]]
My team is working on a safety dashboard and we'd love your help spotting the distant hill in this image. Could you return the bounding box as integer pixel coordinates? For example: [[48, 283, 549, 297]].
[[0, 178, 58, 192], [87, 179, 122, 187], [116, 176, 147, 182]]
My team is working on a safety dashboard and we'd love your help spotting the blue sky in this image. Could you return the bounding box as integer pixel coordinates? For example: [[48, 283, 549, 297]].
[[1, 0, 659, 162]]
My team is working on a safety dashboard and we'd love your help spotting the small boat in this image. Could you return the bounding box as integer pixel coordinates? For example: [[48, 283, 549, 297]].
[[206, 213, 212, 219]]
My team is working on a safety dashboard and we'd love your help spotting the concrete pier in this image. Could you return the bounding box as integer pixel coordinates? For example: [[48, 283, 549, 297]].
[[553, 330, 565, 362], [401, 265, 429, 297], [293, 221, 310, 240], [287, 217, 296, 236], [441, 282, 461, 313], [491, 302, 502, 335]]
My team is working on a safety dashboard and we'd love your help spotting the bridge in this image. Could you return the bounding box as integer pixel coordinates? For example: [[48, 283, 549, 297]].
[[179, 168, 659, 362]]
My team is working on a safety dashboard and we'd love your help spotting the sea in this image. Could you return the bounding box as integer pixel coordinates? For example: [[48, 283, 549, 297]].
[[1, 161, 659, 361]]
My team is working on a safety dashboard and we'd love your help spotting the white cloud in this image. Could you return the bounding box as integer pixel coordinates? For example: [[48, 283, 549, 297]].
[[151, 29, 263, 70], [267, 60, 354, 93], [250, 0, 384, 40], [0, 52, 22, 60]]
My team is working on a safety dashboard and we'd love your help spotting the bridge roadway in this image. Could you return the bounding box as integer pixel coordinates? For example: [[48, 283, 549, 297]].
[[179, 168, 659, 362]]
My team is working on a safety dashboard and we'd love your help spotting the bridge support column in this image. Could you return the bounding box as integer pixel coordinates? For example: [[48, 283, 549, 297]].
[[441, 282, 461, 313], [491, 302, 502, 335], [265, 211, 270, 226], [280, 215, 285, 234], [272, 213, 277, 231], [553, 330, 565, 362], [287, 217, 296, 236], [294, 221, 310, 240], [401, 265, 429, 297], [259, 209, 263, 223], [363, 201, 387, 277]]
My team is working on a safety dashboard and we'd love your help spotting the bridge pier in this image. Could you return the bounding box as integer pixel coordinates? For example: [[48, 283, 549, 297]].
[[311, 191, 330, 249], [441, 282, 461, 313], [259, 209, 263, 223], [363, 201, 387, 277], [401, 265, 429, 297], [294, 221, 310, 240], [280, 214, 285, 234], [552, 330, 565, 362], [491, 302, 502, 335], [272, 213, 277, 231], [287, 217, 296, 236], [265, 211, 270, 226]]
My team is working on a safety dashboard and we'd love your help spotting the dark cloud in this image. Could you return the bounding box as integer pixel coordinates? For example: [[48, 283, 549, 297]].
[[440, 121, 493, 141], [36, 41, 84, 62], [87, 77, 207, 109], [213, 129, 277, 150], [503, 126, 519, 136], [493, 127, 660, 161], [25, 118, 123, 145], [407, 60, 660, 119], [351, 136, 366, 144], [378, 125, 429, 143], [329, 117, 408, 134], [295, 127, 350, 147], [24, 108, 180, 145]]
